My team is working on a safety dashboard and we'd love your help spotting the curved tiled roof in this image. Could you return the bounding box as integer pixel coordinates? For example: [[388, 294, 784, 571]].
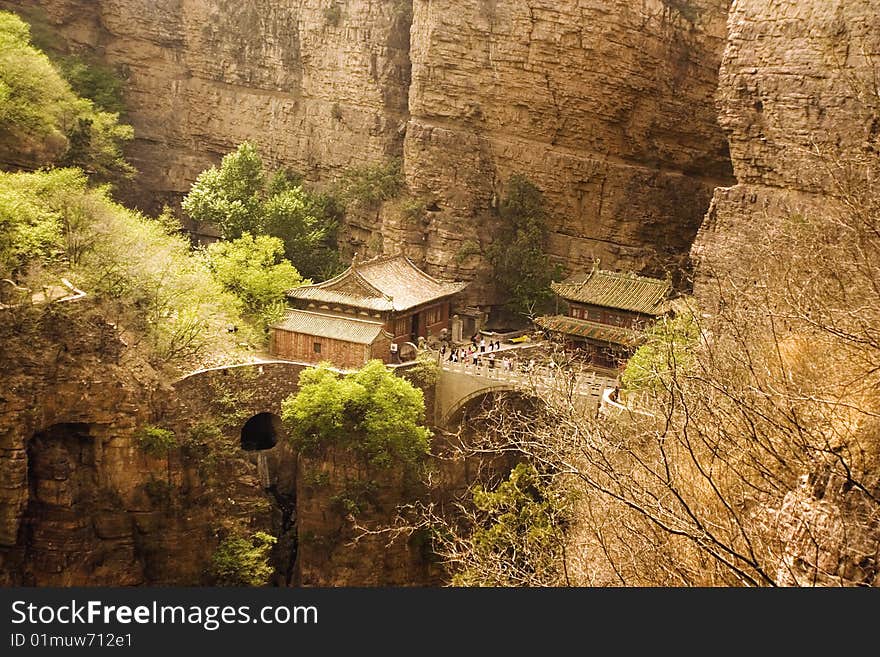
[[287, 254, 467, 312], [535, 315, 643, 347], [271, 309, 391, 344], [551, 268, 670, 315]]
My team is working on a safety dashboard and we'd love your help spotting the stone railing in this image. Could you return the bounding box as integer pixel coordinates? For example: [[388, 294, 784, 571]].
[[441, 358, 613, 399], [598, 387, 656, 418]]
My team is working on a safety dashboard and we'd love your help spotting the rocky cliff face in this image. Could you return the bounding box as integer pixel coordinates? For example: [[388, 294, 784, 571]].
[[2, 0, 733, 302], [0, 302, 293, 586], [694, 0, 879, 274], [394, 0, 733, 301], [691, 0, 880, 586], [0, 0, 412, 213], [0, 302, 437, 586]]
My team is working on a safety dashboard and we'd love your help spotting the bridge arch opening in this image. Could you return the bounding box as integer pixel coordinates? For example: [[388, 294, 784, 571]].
[[444, 388, 536, 428], [240, 413, 282, 451]]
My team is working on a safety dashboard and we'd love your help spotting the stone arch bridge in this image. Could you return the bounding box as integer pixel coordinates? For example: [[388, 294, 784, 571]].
[[435, 360, 617, 427], [172, 357, 617, 436]]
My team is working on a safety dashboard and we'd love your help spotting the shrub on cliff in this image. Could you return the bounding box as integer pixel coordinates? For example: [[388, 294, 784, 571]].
[[620, 310, 699, 392], [209, 531, 277, 587], [486, 175, 560, 317], [0, 11, 133, 180], [182, 142, 341, 280], [449, 463, 570, 587], [335, 158, 404, 209], [281, 360, 431, 470], [0, 167, 249, 369]]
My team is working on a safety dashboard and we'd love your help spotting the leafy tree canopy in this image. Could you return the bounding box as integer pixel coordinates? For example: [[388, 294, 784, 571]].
[[0, 167, 249, 369], [281, 360, 431, 469], [336, 158, 404, 209], [450, 462, 568, 587], [209, 531, 277, 586], [181, 142, 341, 279], [181, 142, 265, 239], [620, 310, 699, 392], [486, 174, 559, 317], [0, 11, 133, 180], [205, 232, 304, 330]]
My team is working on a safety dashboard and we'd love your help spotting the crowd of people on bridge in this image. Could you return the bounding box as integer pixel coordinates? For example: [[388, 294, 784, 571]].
[[439, 337, 536, 375]]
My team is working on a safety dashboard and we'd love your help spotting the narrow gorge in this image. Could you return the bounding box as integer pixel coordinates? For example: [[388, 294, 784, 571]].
[[0, 0, 878, 587]]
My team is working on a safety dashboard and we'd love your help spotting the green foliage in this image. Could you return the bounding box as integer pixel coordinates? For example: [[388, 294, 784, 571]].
[[205, 232, 304, 330], [209, 531, 277, 587], [53, 54, 126, 115], [0, 167, 249, 368], [281, 360, 431, 469], [400, 196, 428, 224], [181, 142, 341, 280], [486, 175, 559, 316], [620, 311, 699, 392], [135, 425, 177, 456], [336, 158, 404, 209], [261, 186, 342, 279], [407, 349, 440, 388], [451, 463, 568, 587], [181, 142, 265, 240], [0, 167, 67, 274], [329, 480, 378, 517], [454, 239, 481, 265], [143, 478, 173, 506], [0, 11, 133, 179]]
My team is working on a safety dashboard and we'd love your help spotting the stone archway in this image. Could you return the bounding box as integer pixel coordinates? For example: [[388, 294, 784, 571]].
[[240, 413, 283, 451]]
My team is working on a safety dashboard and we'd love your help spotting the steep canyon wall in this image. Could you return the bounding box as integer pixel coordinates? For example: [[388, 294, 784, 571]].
[[0, 0, 412, 213], [693, 0, 880, 278], [395, 0, 733, 301], [691, 0, 880, 587], [1, 0, 733, 302]]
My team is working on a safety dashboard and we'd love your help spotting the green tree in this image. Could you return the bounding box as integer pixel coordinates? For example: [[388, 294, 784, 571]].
[[0, 167, 249, 369], [134, 425, 177, 456], [486, 175, 559, 317], [53, 54, 126, 115], [0, 11, 133, 179], [262, 187, 340, 279], [209, 531, 277, 586], [620, 310, 699, 392], [281, 360, 431, 469], [181, 142, 341, 279], [336, 158, 404, 208], [449, 463, 569, 587], [205, 232, 304, 329], [181, 142, 265, 239]]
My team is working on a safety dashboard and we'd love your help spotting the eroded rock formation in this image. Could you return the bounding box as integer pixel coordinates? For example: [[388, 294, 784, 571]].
[[394, 0, 734, 301], [691, 0, 880, 586], [1, 0, 733, 303], [0, 0, 412, 213]]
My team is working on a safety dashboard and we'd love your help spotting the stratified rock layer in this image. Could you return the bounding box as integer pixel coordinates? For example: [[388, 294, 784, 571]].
[[1, 0, 733, 302], [0, 0, 412, 213], [395, 0, 733, 301], [692, 0, 880, 586]]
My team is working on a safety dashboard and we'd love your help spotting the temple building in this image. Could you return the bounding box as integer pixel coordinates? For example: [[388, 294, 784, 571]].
[[535, 266, 672, 370], [269, 253, 468, 368]]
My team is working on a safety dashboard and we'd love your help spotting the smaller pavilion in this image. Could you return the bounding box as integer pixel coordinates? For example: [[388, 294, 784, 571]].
[[535, 265, 672, 370]]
